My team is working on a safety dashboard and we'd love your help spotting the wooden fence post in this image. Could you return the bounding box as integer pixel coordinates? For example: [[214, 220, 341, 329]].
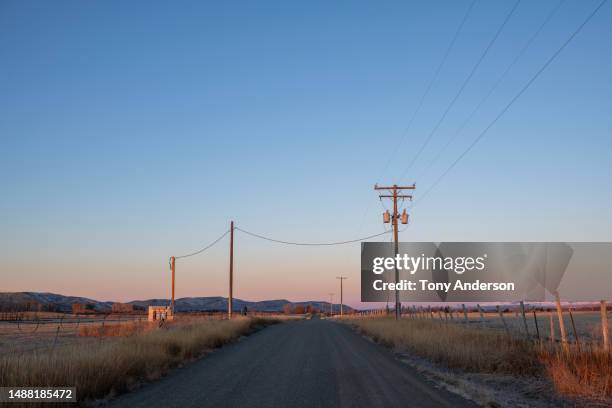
[[568, 307, 580, 352], [519, 301, 529, 339], [532, 310, 540, 342], [52, 325, 60, 350], [600, 300, 609, 352], [477, 304, 485, 326], [554, 292, 569, 352], [497, 305, 510, 338]]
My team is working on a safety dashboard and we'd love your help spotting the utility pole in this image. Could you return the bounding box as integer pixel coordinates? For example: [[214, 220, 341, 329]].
[[375, 183, 415, 320], [170, 256, 176, 315], [228, 221, 234, 319], [328, 293, 334, 316], [336, 277, 347, 317]]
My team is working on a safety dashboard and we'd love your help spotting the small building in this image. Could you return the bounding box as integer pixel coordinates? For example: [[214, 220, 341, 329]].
[[148, 306, 174, 321], [112, 303, 135, 313]]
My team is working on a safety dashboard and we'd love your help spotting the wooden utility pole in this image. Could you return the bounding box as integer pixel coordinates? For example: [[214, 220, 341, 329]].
[[337, 277, 347, 317], [328, 293, 334, 316], [228, 221, 234, 319], [170, 256, 176, 314], [375, 183, 415, 320]]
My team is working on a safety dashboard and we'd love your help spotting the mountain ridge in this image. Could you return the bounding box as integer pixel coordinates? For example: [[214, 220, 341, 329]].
[[0, 292, 352, 313]]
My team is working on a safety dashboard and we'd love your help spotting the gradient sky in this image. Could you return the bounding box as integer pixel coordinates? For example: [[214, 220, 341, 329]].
[[1, 1, 611, 307]]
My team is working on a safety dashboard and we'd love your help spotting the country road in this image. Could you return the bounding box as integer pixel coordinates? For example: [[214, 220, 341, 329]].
[[107, 317, 478, 408]]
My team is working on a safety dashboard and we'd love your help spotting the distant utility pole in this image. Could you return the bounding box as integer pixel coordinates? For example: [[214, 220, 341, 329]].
[[170, 256, 176, 314], [228, 221, 234, 319], [375, 183, 415, 320], [328, 293, 334, 316], [336, 277, 347, 316]]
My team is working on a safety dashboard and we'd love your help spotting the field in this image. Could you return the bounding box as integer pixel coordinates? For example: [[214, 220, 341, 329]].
[[441, 310, 606, 342], [0, 314, 146, 355], [0, 314, 280, 405], [2, 308, 608, 405]]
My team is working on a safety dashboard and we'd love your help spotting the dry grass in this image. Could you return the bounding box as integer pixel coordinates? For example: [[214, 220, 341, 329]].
[[349, 317, 611, 402], [350, 317, 539, 375], [78, 321, 157, 337], [540, 345, 611, 400], [0, 317, 277, 404]]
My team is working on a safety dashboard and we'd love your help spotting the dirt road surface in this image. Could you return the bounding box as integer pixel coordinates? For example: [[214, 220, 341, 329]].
[[107, 317, 477, 408]]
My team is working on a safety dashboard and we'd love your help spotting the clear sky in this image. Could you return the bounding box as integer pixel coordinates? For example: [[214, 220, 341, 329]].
[[1, 1, 611, 307]]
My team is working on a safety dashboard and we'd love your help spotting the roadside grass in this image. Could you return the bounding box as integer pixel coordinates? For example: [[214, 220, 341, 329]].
[[78, 321, 158, 337], [350, 317, 539, 375], [539, 345, 611, 400], [348, 317, 611, 400], [0, 317, 278, 404]]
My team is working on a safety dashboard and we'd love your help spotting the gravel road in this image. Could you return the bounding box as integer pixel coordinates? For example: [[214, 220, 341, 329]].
[[107, 317, 477, 408]]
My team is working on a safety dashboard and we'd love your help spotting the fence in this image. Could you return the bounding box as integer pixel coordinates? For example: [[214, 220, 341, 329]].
[[351, 300, 610, 351], [0, 310, 281, 356], [0, 314, 146, 356]]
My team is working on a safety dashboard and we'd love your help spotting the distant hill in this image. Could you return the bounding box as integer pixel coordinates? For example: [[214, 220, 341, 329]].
[[128, 297, 348, 313], [0, 292, 352, 313], [0, 292, 113, 312]]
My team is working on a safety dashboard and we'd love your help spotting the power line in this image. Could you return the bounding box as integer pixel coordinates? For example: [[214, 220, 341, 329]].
[[414, 0, 566, 182], [354, 0, 477, 236], [235, 227, 390, 246], [415, 0, 608, 206], [174, 229, 230, 259], [399, 0, 521, 182], [375, 0, 477, 183]]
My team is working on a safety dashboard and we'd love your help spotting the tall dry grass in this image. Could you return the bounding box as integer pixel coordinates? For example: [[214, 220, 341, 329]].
[[350, 317, 539, 375], [349, 317, 611, 401], [0, 317, 277, 404], [78, 321, 157, 337], [539, 345, 611, 400]]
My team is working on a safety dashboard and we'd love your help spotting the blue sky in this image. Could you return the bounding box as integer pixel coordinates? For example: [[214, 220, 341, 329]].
[[1, 1, 610, 305]]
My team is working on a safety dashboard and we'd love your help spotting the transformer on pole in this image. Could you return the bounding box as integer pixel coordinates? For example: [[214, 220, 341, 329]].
[[374, 183, 415, 320]]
